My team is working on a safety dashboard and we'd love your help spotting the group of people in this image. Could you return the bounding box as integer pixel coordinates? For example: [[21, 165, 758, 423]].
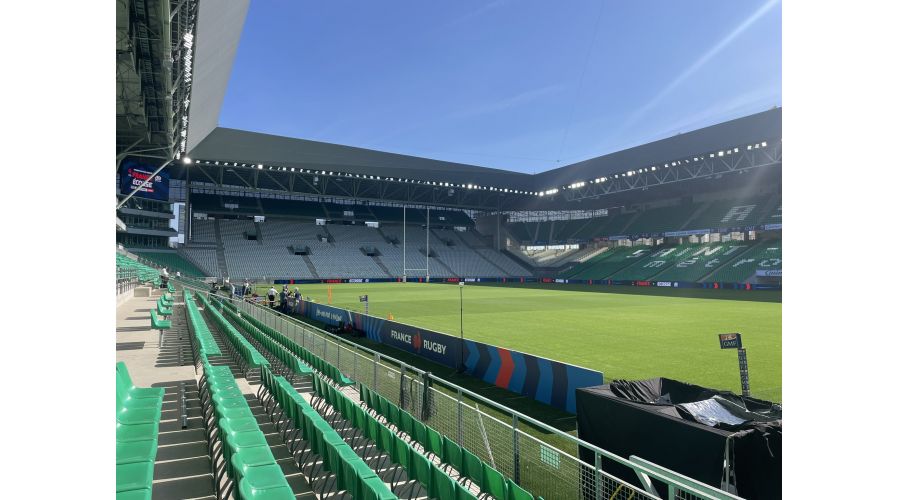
[[266, 285, 302, 313], [210, 279, 304, 315]]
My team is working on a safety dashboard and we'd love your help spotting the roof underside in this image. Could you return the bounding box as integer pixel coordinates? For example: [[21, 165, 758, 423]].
[[188, 127, 535, 190], [185, 108, 781, 193]]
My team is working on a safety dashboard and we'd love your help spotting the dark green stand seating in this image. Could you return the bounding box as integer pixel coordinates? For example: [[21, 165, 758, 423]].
[[255, 366, 399, 499]]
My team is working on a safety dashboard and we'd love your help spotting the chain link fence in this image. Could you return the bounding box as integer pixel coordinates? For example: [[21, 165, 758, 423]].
[[210, 285, 741, 500]]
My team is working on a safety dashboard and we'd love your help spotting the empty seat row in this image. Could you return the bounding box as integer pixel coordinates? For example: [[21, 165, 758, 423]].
[[197, 355, 293, 499], [232, 306, 354, 387], [220, 306, 313, 380], [116, 362, 165, 499], [199, 294, 269, 373], [183, 290, 222, 358], [357, 385, 536, 500], [258, 366, 398, 499]]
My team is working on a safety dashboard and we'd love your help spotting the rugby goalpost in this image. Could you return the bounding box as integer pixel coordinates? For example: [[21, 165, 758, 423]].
[[402, 205, 430, 282]]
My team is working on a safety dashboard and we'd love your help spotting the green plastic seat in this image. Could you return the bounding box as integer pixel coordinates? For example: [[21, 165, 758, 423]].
[[117, 382, 162, 411], [115, 461, 154, 492], [116, 404, 161, 426], [410, 451, 432, 493], [377, 422, 395, 457], [461, 449, 483, 487], [430, 463, 457, 499], [442, 437, 464, 473], [116, 440, 158, 465], [399, 410, 414, 438], [481, 463, 508, 500], [390, 435, 413, 474], [150, 309, 171, 330], [425, 427, 443, 459], [116, 422, 158, 443], [507, 478, 535, 500], [455, 485, 479, 500], [412, 420, 428, 451], [237, 478, 294, 499], [117, 363, 165, 399], [115, 488, 151, 500], [231, 446, 278, 475], [361, 476, 399, 500]]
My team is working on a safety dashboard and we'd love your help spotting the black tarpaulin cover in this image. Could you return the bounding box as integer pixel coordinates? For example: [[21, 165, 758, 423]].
[[577, 378, 781, 500]]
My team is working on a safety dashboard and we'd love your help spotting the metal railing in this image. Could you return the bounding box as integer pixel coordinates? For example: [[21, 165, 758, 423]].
[[181, 280, 742, 500], [116, 267, 140, 295]]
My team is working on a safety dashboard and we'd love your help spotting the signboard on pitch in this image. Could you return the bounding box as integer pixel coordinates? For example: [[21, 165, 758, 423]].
[[719, 333, 743, 349]]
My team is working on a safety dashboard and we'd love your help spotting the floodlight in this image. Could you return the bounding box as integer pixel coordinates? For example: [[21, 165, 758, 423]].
[[761, 141, 767, 147], [182, 157, 192, 164]]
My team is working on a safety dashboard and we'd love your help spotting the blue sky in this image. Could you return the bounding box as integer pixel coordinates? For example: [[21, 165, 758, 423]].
[[219, 0, 781, 174]]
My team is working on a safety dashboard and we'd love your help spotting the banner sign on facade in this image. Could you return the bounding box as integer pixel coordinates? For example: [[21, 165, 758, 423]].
[[663, 229, 712, 237]]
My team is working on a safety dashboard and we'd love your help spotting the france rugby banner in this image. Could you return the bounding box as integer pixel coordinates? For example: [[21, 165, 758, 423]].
[[119, 159, 170, 201], [295, 298, 603, 413]]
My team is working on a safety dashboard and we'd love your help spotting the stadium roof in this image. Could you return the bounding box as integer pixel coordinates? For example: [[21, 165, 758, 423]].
[[189, 127, 534, 190], [149, 1, 781, 210]]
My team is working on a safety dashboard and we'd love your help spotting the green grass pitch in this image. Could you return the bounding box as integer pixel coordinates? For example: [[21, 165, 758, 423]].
[[258, 281, 782, 402]]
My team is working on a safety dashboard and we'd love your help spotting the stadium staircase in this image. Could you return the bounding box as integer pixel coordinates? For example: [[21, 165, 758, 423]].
[[701, 239, 782, 283], [616, 212, 640, 235], [501, 248, 537, 272], [423, 250, 458, 278], [651, 243, 753, 282], [302, 255, 321, 279], [177, 249, 212, 276], [321, 225, 335, 245], [213, 219, 229, 279], [679, 203, 708, 231], [253, 220, 263, 242], [376, 227, 392, 244], [372, 255, 392, 277]]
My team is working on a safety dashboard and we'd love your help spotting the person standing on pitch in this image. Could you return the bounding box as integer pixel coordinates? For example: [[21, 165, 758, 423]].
[[267, 286, 277, 309], [279, 287, 287, 313]]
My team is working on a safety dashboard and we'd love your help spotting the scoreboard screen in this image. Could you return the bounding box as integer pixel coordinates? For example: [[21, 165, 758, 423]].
[[119, 159, 170, 201]]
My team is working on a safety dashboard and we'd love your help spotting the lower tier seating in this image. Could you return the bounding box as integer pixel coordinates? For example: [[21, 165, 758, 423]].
[[703, 240, 782, 283], [116, 362, 164, 499]]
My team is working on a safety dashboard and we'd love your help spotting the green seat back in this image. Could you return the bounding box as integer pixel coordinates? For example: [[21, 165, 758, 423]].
[[412, 420, 428, 448], [482, 463, 508, 500], [410, 451, 432, 490], [430, 463, 457, 499], [462, 449, 483, 486], [425, 427, 443, 457], [442, 437, 463, 472], [456, 485, 479, 500], [399, 410, 415, 436], [507, 478, 534, 500], [391, 435, 412, 469]]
